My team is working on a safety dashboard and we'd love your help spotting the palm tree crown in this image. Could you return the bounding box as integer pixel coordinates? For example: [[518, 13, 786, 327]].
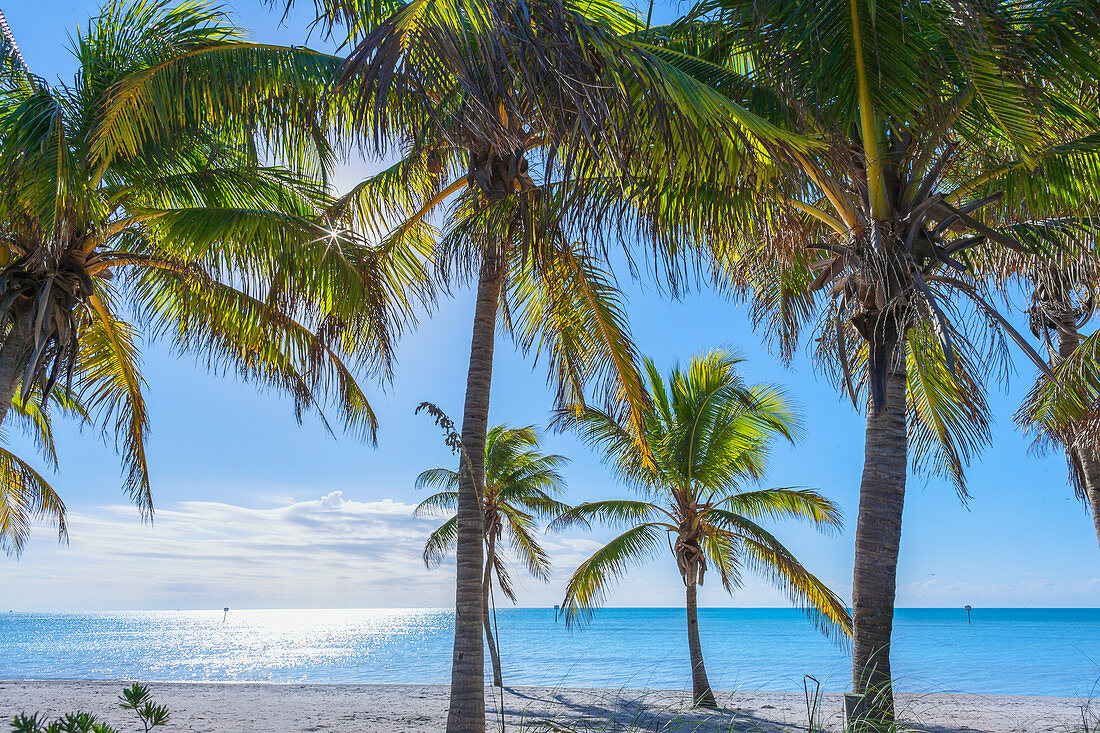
[[0, 0, 410, 549]]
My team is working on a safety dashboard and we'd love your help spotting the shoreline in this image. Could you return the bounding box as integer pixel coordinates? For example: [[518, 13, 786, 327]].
[[0, 681, 1091, 732]]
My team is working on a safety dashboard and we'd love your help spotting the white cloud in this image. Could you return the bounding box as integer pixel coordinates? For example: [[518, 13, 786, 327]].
[[1, 492, 454, 611], [6, 491, 1095, 612]]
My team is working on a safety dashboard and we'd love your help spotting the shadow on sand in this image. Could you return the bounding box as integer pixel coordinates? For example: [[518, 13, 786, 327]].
[[485, 687, 1022, 732]]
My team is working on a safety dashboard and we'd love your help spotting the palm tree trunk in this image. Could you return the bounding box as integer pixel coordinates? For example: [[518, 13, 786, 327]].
[[1050, 313, 1100, 553], [483, 531, 503, 688], [685, 581, 716, 708], [0, 327, 31, 429], [446, 253, 504, 733], [851, 359, 907, 730], [1076, 445, 1100, 551]]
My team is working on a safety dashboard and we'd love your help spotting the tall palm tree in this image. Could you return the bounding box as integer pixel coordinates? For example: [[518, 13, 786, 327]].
[[652, 2, 1100, 725], [0, 0, 416, 542], [554, 350, 851, 708], [415, 423, 569, 687], [267, 1, 794, 729]]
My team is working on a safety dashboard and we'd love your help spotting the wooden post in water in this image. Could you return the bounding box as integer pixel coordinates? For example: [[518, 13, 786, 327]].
[[965, 604, 972, 624], [223, 606, 229, 622]]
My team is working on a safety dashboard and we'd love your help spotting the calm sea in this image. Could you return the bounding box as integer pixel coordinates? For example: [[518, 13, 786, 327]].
[[1, 608, 1097, 696]]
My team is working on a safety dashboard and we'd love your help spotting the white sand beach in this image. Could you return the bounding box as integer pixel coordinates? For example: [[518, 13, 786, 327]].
[[0, 681, 1090, 732]]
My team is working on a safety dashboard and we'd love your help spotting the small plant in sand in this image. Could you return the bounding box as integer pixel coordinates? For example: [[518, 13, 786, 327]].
[[9, 683, 168, 733]]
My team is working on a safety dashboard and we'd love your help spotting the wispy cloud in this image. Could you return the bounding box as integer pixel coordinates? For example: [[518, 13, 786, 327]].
[[4, 492, 453, 611], [6, 491, 1096, 611]]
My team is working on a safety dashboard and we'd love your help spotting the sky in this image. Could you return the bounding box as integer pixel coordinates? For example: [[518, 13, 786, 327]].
[[1, 0, 1099, 613]]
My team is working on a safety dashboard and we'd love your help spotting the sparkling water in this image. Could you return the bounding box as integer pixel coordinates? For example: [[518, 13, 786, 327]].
[[1, 608, 1097, 696]]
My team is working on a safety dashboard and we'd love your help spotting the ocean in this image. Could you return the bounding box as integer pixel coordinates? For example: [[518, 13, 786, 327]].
[[1, 608, 1097, 696]]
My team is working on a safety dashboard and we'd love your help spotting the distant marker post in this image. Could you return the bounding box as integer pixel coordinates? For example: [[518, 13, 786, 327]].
[[964, 604, 972, 624], [223, 607, 229, 622]]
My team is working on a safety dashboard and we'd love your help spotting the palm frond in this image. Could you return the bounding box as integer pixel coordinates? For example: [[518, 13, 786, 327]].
[[714, 513, 851, 641], [717, 489, 842, 530], [0, 446, 66, 556], [549, 499, 665, 532], [423, 515, 458, 568], [413, 489, 460, 516], [560, 523, 665, 625], [1018, 330, 1100, 497], [80, 290, 152, 515]]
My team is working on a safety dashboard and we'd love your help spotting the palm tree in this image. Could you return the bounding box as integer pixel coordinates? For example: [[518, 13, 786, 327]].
[[554, 350, 851, 708], [276, 1, 793, 729], [0, 0, 415, 542], [651, 1, 1100, 724], [415, 424, 570, 688], [1018, 262, 1100, 544]]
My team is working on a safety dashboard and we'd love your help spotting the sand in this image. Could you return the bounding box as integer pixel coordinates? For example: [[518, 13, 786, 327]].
[[0, 681, 1091, 732]]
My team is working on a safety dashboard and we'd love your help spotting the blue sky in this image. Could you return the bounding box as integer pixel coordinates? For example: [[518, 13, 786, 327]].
[[1, 0, 1098, 612]]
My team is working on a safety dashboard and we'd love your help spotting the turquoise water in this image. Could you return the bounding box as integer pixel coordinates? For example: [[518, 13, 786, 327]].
[[1, 608, 1098, 696]]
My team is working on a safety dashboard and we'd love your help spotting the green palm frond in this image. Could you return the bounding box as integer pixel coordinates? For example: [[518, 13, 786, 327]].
[[717, 488, 842, 530], [423, 515, 457, 568], [499, 504, 552, 581], [549, 500, 667, 531], [663, 0, 1100, 447], [414, 489, 459, 516], [0, 8, 28, 79], [508, 239, 651, 457], [80, 290, 152, 514], [701, 524, 741, 592], [559, 351, 847, 638], [906, 325, 992, 499], [712, 512, 851, 640], [0, 0, 415, 544], [1018, 330, 1100, 498], [501, 488, 572, 522], [8, 386, 89, 470], [492, 551, 517, 603], [560, 523, 665, 624], [556, 349, 802, 495], [131, 262, 381, 441], [414, 469, 460, 494], [0, 446, 66, 556], [89, 32, 345, 178], [551, 404, 656, 492], [737, 528, 852, 641]]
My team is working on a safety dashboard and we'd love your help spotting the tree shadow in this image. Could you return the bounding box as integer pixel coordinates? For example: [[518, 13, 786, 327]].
[[488, 687, 816, 731], [487, 688, 1054, 733]]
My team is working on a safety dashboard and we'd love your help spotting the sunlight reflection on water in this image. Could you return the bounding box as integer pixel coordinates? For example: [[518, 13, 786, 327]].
[[4, 608, 1100, 695]]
